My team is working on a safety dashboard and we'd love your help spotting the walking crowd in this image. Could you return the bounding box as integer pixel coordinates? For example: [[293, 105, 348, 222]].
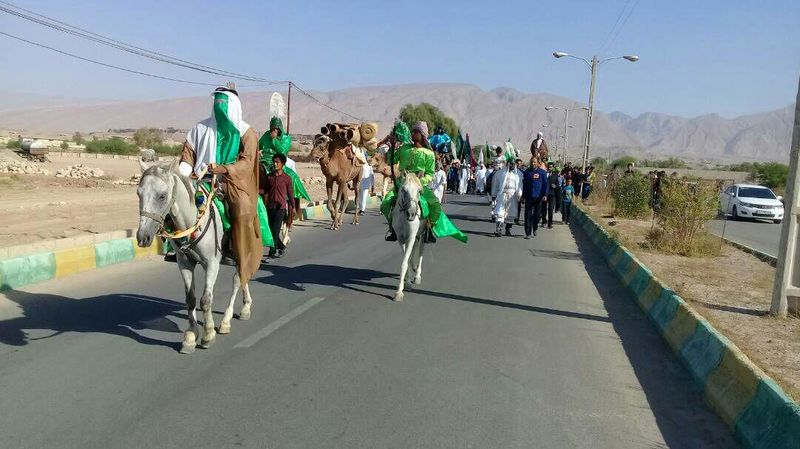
[[434, 133, 597, 239]]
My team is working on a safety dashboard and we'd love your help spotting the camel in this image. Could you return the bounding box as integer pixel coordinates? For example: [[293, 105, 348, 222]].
[[368, 152, 397, 197], [310, 127, 364, 230]]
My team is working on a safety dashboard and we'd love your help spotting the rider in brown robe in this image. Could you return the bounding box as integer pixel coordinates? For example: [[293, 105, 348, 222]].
[[178, 88, 262, 282]]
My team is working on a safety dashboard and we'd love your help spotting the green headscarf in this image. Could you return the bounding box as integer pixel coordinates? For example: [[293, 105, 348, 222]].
[[214, 92, 240, 165], [393, 121, 411, 145], [269, 116, 284, 134]]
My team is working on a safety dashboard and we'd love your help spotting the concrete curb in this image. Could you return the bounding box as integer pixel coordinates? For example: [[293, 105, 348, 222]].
[[0, 195, 383, 290], [719, 237, 778, 267], [572, 205, 800, 449], [301, 195, 382, 220], [0, 237, 162, 291]]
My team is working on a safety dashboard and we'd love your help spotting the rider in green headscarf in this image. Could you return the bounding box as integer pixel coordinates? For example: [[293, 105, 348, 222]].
[[259, 116, 311, 202], [380, 121, 467, 243]]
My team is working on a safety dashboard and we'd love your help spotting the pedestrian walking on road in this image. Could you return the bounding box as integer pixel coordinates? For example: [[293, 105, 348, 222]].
[[358, 162, 374, 215], [491, 156, 523, 236], [561, 178, 575, 224], [522, 157, 548, 239], [544, 162, 559, 228], [264, 154, 294, 258]]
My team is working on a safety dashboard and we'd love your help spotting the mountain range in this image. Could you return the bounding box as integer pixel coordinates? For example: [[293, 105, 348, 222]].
[[0, 84, 793, 163]]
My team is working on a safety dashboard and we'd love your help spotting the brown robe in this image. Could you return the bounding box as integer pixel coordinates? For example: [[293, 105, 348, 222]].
[[530, 138, 549, 161], [180, 128, 262, 282]]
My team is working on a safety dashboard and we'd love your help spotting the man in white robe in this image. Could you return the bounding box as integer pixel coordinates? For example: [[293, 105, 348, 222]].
[[475, 163, 487, 194], [491, 158, 523, 236], [458, 163, 470, 194], [430, 163, 447, 202]]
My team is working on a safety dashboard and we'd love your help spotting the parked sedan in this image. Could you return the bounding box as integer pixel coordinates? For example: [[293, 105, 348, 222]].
[[719, 184, 784, 224]]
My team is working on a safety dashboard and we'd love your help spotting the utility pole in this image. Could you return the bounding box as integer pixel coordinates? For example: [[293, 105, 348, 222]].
[[583, 56, 598, 173], [771, 76, 800, 317], [563, 108, 569, 165], [286, 81, 292, 134]]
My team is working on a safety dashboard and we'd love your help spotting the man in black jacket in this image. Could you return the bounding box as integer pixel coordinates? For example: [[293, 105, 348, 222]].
[[543, 162, 559, 228]]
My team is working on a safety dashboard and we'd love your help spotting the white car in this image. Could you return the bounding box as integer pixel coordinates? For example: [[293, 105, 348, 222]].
[[719, 184, 784, 224]]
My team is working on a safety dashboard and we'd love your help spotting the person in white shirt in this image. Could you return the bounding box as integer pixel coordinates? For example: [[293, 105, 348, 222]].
[[458, 163, 470, 195], [358, 163, 374, 215], [430, 163, 447, 202]]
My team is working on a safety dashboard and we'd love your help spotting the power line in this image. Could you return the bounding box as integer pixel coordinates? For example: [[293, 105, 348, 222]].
[[0, 0, 369, 122], [597, 0, 634, 53], [0, 0, 286, 84], [601, 0, 641, 53], [290, 82, 366, 122], [0, 31, 224, 86]]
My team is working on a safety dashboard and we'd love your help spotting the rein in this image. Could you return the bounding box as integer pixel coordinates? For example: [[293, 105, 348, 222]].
[[142, 171, 217, 240]]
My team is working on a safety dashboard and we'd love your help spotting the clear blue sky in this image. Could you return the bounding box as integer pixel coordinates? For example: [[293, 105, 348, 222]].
[[0, 0, 798, 118]]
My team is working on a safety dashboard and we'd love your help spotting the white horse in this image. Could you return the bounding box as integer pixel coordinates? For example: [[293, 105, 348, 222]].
[[391, 173, 427, 302], [136, 158, 253, 354]]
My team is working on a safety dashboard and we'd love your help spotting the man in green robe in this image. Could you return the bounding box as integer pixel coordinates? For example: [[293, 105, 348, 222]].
[[381, 121, 467, 243], [259, 116, 311, 206]]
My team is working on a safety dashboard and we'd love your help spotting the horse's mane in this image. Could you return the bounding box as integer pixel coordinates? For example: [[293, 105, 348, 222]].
[[403, 172, 423, 189], [141, 163, 196, 196]]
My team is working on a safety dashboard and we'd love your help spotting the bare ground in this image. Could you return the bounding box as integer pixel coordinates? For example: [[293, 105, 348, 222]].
[[0, 153, 384, 249], [582, 198, 800, 400]]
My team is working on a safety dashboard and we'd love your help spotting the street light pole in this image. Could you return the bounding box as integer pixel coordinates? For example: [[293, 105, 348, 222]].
[[553, 51, 638, 172], [583, 56, 598, 173]]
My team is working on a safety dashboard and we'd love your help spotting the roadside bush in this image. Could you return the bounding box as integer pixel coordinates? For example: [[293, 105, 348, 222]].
[[648, 179, 719, 256], [611, 174, 650, 218], [85, 137, 138, 155], [152, 143, 182, 156], [60, 141, 69, 150], [6, 139, 21, 149]]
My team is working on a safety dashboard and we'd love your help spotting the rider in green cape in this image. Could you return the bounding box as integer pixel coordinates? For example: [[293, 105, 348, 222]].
[[380, 121, 467, 243], [259, 116, 311, 203]]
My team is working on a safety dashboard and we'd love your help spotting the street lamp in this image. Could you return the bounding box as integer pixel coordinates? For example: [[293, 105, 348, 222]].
[[553, 51, 638, 173], [545, 105, 589, 164]]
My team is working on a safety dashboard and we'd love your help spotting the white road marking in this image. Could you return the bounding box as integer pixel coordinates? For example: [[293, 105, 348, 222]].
[[234, 296, 325, 348]]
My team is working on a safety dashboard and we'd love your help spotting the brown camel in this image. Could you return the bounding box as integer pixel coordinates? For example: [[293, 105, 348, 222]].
[[310, 130, 363, 230], [368, 152, 397, 197]]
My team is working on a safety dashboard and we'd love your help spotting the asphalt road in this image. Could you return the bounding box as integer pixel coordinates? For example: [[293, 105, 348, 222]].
[[0, 196, 739, 449], [708, 217, 781, 257]]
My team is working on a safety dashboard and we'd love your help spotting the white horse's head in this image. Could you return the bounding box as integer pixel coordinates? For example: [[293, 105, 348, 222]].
[[397, 172, 423, 222], [136, 158, 180, 248]]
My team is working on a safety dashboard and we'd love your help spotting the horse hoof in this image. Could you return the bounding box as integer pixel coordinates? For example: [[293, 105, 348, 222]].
[[199, 331, 216, 349], [179, 343, 196, 354], [239, 309, 251, 321], [218, 321, 231, 335], [412, 277, 422, 285], [394, 292, 404, 302]]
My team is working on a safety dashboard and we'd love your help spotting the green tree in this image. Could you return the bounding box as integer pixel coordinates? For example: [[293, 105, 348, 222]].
[[60, 141, 69, 150], [73, 132, 84, 145], [398, 103, 459, 141], [612, 155, 637, 168], [590, 157, 608, 171], [133, 128, 164, 148], [756, 162, 788, 190], [85, 137, 138, 155]]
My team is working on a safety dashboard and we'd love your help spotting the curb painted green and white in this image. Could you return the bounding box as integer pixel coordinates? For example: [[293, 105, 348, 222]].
[[0, 237, 162, 291], [1, 195, 382, 290], [572, 205, 800, 449], [302, 195, 382, 220]]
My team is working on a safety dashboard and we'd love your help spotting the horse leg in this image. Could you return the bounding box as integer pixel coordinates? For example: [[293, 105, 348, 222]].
[[395, 222, 419, 302], [218, 271, 241, 335], [199, 260, 221, 348], [412, 235, 425, 286], [239, 280, 253, 321], [179, 259, 198, 354]]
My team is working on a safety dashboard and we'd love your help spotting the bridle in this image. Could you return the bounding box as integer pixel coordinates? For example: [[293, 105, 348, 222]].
[[140, 171, 218, 240]]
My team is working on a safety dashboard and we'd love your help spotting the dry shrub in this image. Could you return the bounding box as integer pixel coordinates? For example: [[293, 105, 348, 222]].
[[648, 179, 720, 256], [611, 174, 650, 218]]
